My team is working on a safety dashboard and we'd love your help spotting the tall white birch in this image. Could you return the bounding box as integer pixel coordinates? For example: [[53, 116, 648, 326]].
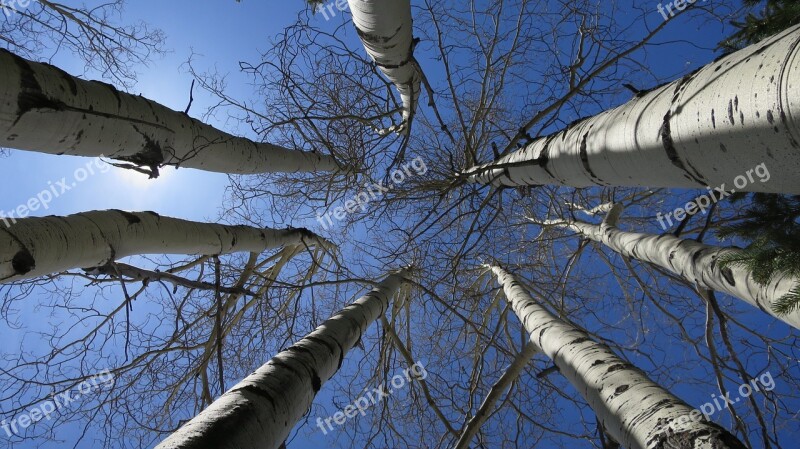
[[0, 210, 324, 283], [0, 49, 338, 175], [531, 204, 800, 330], [489, 265, 748, 449], [452, 342, 538, 449], [154, 271, 408, 449], [466, 24, 800, 194], [347, 0, 421, 135]]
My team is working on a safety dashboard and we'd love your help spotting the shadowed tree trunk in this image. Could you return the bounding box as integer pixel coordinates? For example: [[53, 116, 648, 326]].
[[489, 265, 748, 449], [0, 49, 338, 176], [467, 24, 800, 194], [153, 270, 408, 449], [0, 210, 324, 282]]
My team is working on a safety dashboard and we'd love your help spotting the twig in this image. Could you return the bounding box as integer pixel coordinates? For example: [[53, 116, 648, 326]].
[[214, 256, 225, 394], [696, 202, 718, 243], [185, 79, 195, 115]]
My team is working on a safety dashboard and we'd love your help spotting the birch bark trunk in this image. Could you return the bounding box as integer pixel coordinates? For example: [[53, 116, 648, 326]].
[[0, 49, 338, 175], [0, 210, 322, 283], [467, 24, 800, 194], [154, 271, 407, 449], [533, 204, 800, 330], [452, 342, 538, 449], [490, 265, 747, 449], [347, 0, 421, 135]]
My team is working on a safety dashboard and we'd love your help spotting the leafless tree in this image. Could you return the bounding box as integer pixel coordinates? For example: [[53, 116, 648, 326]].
[[1, 1, 798, 449]]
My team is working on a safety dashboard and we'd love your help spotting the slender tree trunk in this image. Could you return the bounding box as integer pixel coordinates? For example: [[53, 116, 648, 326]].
[[452, 342, 538, 449], [467, 24, 800, 194], [566, 202, 615, 217], [154, 271, 408, 449], [0, 49, 338, 175], [489, 266, 748, 449], [533, 204, 800, 330], [0, 210, 322, 282], [347, 0, 421, 135]]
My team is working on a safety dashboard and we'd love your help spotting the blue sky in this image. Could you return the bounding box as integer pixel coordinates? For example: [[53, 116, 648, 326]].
[[1, 0, 798, 448]]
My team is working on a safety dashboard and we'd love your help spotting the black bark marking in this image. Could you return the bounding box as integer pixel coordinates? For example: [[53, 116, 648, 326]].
[[661, 111, 706, 185], [236, 384, 277, 410], [333, 339, 345, 369], [721, 267, 736, 286], [651, 424, 748, 449], [285, 345, 325, 394], [91, 79, 123, 109], [311, 373, 322, 393], [36, 59, 79, 96], [116, 210, 142, 225], [568, 337, 591, 345], [579, 127, 605, 185], [691, 249, 704, 266], [719, 143, 728, 153], [777, 110, 800, 149], [354, 25, 414, 69], [614, 385, 629, 395], [355, 24, 403, 45], [711, 109, 716, 128], [766, 110, 775, 124], [11, 52, 64, 125], [270, 359, 308, 383], [12, 249, 35, 275], [606, 363, 631, 373], [536, 134, 560, 181], [306, 334, 346, 369], [115, 125, 165, 178], [305, 335, 339, 359], [727, 100, 735, 125]]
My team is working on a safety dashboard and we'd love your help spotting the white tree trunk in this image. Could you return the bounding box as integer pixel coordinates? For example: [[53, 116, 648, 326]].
[[467, 24, 800, 194], [0, 49, 338, 175], [0, 210, 322, 283], [534, 204, 800, 330], [347, 0, 421, 135], [154, 271, 407, 449], [452, 342, 538, 449], [489, 266, 747, 449]]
